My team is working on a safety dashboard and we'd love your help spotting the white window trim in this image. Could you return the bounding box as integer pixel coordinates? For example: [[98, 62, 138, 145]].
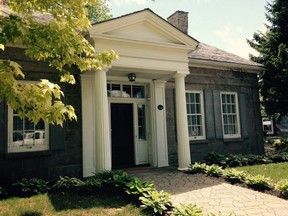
[[186, 90, 206, 140], [220, 91, 241, 139], [7, 81, 50, 153]]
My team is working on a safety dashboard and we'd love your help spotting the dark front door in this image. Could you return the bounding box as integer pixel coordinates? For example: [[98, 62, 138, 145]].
[[111, 103, 134, 169]]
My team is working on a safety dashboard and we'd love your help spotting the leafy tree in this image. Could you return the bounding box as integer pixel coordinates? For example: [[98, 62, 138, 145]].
[[86, 0, 112, 23], [248, 0, 288, 117], [0, 0, 118, 125]]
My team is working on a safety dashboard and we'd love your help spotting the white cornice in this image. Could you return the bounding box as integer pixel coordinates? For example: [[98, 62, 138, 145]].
[[91, 34, 194, 52]]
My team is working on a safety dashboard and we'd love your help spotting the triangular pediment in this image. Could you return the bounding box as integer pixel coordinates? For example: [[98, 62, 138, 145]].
[[107, 21, 181, 44], [89, 9, 198, 48]]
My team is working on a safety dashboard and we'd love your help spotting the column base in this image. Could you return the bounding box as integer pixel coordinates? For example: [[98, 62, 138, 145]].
[[177, 167, 189, 171]]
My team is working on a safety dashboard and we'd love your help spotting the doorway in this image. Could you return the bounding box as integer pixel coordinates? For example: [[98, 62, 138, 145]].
[[111, 103, 134, 169]]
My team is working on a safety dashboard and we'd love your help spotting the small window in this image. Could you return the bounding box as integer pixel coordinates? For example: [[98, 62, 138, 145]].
[[137, 104, 146, 141], [107, 83, 145, 98], [8, 107, 49, 153], [220, 92, 241, 138], [186, 91, 206, 140]]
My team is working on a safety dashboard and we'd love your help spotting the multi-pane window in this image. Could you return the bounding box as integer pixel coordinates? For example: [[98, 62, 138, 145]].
[[137, 104, 146, 141], [186, 91, 205, 140], [8, 108, 49, 153], [220, 92, 241, 138], [107, 83, 145, 98]]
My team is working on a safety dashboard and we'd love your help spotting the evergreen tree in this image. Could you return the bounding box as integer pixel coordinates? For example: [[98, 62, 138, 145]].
[[248, 0, 288, 117]]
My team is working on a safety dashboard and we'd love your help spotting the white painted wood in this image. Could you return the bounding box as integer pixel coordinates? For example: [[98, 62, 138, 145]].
[[93, 38, 190, 73], [89, 10, 197, 78], [174, 72, 191, 170], [89, 10, 197, 47], [94, 69, 112, 171], [81, 74, 95, 177], [134, 103, 149, 165], [82, 9, 199, 171], [151, 80, 169, 167]]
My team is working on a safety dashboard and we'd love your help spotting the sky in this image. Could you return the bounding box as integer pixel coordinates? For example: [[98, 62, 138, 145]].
[[108, 0, 272, 60]]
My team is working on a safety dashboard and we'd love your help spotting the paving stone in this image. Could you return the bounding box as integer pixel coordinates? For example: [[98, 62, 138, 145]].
[[131, 167, 288, 216]]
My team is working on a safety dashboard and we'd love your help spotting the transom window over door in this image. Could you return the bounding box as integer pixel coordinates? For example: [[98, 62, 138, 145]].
[[8, 107, 49, 153], [186, 91, 205, 140], [220, 92, 241, 138], [107, 83, 145, 98]]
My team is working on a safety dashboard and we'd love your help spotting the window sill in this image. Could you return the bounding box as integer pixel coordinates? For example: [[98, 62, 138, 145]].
[[223, 137, 243, 142], [5, 150, 51, 158], [189, 139, 208, 145]]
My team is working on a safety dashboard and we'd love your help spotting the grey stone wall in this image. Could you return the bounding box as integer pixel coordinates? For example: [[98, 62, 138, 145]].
[[0, 47, 82, 185], [165, 67, 264, 166]]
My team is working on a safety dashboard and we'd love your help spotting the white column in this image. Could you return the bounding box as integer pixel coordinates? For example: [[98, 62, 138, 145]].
[[174, 73, 191, 170], [81, 74, 95, 177], [94, 68, 111, 171], [151, 80, 169, 167]]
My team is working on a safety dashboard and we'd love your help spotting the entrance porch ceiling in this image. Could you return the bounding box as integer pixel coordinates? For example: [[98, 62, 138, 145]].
[[107, 67, 178, 81]]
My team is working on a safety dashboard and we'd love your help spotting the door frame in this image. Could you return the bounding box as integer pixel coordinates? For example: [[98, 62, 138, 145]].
[[109, 98, 149, 167]]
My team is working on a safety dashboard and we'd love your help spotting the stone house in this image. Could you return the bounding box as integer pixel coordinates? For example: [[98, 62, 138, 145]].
[[0, 8, 264, 184]]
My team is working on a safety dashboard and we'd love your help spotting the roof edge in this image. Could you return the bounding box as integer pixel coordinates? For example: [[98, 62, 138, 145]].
[[189, 58, 264, 74]]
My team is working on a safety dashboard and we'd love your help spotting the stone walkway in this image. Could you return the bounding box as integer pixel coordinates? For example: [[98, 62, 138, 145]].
[[130, 167, 288, 216]]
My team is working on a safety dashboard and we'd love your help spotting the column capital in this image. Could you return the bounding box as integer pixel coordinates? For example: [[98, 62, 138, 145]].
[[81, 67, 109, 77], [173, 71, 189, 79], [97, 66, 110, 73], [153, 79, 167, 84]]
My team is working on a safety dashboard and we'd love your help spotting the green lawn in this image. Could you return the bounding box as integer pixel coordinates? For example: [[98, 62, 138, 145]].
[[0, 193, 146, 216], [235, 162, 288, 183]]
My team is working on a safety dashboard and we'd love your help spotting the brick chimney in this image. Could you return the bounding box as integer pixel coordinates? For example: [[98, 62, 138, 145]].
[[167, 11, 188, 34]]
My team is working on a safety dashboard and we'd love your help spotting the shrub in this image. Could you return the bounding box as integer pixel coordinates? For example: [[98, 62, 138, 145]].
[[223, 169, 247, 184], [264, 137, 275, 146], [273, 137, 288, 150], [227, 154, 249, 167], [276, 180, 288, 198], [205, 164, 223, 177], [13, 178, 50, 196], [139, 189, 173, 215], [189, 162, 207, 174], [53, 176, 85, 191], [203, 152, 228, 167], [202, 151, 288, 168], [0, 186, 7, 197], [171, 204, 204, 216], [245, 174, 272, 191], [267, 152, 288, 163]]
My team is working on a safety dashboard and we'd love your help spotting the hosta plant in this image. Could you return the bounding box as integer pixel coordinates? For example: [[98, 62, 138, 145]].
[[139, 190, 173, 215], [245, 175, 272, 191], [171, 204, 204, 216], [125, 178, 155, 196], [276, 180, 288, 198], [223, 169, 247, 184], [205, 164, 224, 177], [52, 176, 85, 191], [13, 178, 50, 195], [189, 162, 207, 174]]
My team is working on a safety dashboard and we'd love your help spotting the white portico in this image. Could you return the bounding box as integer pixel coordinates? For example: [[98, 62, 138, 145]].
[[81, 9, 198, 176]]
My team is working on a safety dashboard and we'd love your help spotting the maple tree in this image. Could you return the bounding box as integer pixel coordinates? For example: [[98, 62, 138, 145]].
[[0, 0, 118, 125]]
